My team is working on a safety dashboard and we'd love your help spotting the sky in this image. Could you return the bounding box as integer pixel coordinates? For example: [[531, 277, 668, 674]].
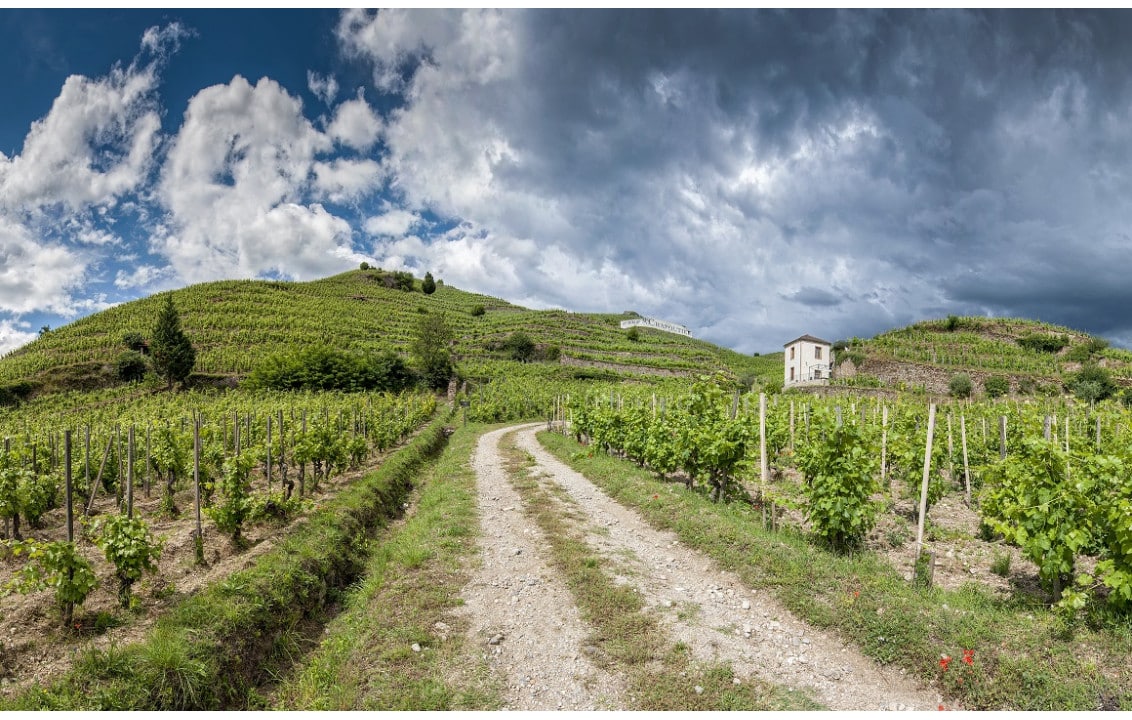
[[3, 9, 1132, 356]]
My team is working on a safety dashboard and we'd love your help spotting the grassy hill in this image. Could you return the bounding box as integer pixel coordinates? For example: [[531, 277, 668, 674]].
[[833, 315, 1132, 397], [0, 269, 779, 400]]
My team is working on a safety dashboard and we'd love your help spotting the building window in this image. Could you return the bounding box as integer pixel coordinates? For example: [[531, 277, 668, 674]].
[[790, 346, 795, 360], [815, 346, 822, 359], [790, 367, 795, 381]]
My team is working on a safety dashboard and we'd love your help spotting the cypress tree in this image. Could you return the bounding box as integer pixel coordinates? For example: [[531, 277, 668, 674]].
[[422, 271, 437, 295], [151, 293, 196, 389]]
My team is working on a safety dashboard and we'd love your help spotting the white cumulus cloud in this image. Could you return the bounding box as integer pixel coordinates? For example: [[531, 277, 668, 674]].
[[155, 75, 362, 282]]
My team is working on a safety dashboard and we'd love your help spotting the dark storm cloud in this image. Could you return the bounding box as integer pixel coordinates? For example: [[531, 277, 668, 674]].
[[345, 9, 1132, 351]]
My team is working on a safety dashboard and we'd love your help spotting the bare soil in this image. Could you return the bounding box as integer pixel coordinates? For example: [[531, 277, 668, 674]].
[[0, 455, 396, 699]]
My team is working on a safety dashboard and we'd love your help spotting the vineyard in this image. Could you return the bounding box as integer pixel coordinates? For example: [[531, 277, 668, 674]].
[[566, 378, 1132, 610], [0, 387, 437, 700], [2, 268, 1132, 708], [0, 270, 777, 397]]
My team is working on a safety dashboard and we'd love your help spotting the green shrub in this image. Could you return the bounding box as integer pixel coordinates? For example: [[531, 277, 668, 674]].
[[945, 315, 961, 331], [421, 272, 436, 295], [983, 374, 1010, 399], [991, 552, 1012, 577], [116, 351, 148, 384], [359, 261, 370, 271], [469, 304, 486, 317], [246, 347, 413, 393], [626, 326, 641, 342], [1069, 364, 1116, 402], [949, 373, 974, 398], [796, 418, 880, 551], [1017, 377, 1037, 395], [539, 345, 562, 362], [1017, 333, 1069, 353], [504, 331, 536, 362], [122, 332, 148, 354]]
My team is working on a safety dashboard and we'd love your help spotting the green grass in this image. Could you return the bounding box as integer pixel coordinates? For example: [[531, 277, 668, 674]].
[[277, 422, 502, 710], [499, 434, 820, 711], [537, 430, 1132, 711]]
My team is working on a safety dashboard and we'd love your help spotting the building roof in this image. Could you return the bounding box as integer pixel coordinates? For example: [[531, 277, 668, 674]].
[[783, 334, 832, 348]]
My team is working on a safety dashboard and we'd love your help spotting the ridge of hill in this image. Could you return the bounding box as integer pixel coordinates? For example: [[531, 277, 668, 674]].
[[0, 269, 777, 401], [833, 315, 1132, 397]]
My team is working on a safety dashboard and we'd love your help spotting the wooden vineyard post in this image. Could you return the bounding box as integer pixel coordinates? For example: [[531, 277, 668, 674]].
[[914, 403, 937, 563], [85, 437, 114, 516], [881, 406, 889, 491], [193, 416, 204, 566], [145, 424, 152, 499], [1096, 416, 1102, 452], [1043, 415, 1051, 442], [960, 414, 971, 506], [1064, 415, 1069, 454], [789, 401, 795, 452], [126, 426, 134, 519], [999, 416, 1007, 459], [835, 405, 842, 427], [266, 416, 273, 492], [759, 392, 768, 490], [981, 417, 987, 447], [84, 426, 91, 499], [947, 414, 954, 485], [64, 430, 75, 626], [115, 426, 123, 509]]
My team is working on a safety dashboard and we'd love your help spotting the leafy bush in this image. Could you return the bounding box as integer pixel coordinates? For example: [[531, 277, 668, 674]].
[[626, 326, 641, 342], [5, 539, 98, 626], [949, 373, 974, 398], [421, 271, 436, 295], [983, 374, 1010, 399], [116, 350, 148, 384], [1016, 377, 1037, 394], [1069, 364, 1116, 402], [359, 261, 370, 271], [945, 314, 961, 331], [1017, 333, 1069, 353], [539, 344, 561, 362], [412, 313, 454, 390], [470, 304, 486, 317], [122, 332, 148, 354], [504, 331, 536, 362], [796, 417, 880, 551], [247, 346, 414, 393], [90, 514, 164, 607], [205, 453, 255, 543]]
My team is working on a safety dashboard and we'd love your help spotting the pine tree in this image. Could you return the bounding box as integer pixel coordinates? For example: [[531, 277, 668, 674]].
[[421, 271, 437, 295], [151, 293, 196, 389]]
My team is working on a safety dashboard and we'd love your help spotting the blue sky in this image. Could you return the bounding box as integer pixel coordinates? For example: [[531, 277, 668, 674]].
[[3, 10, 1132, 356]]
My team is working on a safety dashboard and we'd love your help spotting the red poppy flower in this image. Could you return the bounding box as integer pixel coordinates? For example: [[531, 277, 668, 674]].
[[962, 648, 974, 665], [939, 655, 952, 671]]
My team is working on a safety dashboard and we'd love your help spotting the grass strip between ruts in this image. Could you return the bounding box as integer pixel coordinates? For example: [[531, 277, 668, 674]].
[[500, 432, 821, 711]]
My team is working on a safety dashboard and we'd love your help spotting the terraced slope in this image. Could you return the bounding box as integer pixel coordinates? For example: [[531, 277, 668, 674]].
[[836, 316, 1132, 395], [0, 269, 777, 398]]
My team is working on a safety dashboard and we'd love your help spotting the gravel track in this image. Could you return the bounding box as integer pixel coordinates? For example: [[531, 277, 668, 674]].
[[459, 423, 949, 710], [454, 424, 625, 710]]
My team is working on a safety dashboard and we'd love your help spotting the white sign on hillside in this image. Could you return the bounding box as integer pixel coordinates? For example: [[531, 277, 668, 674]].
[[620, 316, 692, 337]]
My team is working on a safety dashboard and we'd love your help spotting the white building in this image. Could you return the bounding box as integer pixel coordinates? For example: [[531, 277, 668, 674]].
[[783, 334, 832, 387]]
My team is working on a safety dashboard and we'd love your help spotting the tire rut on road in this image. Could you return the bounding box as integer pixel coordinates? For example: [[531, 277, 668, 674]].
[[513, 425, 948, 711], [455, 424, 625, 710]]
